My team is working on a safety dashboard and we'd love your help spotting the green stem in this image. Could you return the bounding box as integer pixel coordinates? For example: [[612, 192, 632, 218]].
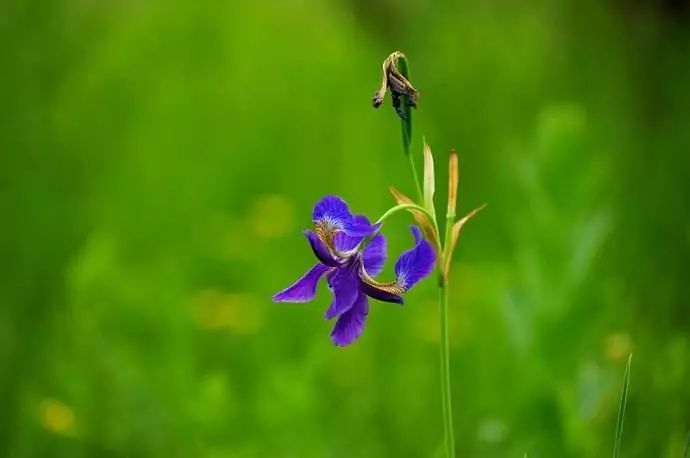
[[354, 203, 438, 254], [438, 208, 456, 457], [374, 203, 435, 227], [438, 275, 455, 458], [394, 50, 453, 457], [378, 202, 441, 247], [407, 150, 423, 202]]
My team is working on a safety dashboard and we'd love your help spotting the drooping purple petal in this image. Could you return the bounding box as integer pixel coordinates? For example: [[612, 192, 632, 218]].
[[313, 195, 353, 228], [273, 264, 331, 303], [359, 281, 404, 304], [331, 292, 369, 346], [324, 270, 339, 319], [329, 260, 360, 315], [362, 232, 387, 276], [394, 225, 436, 291], [305, 230, 339, 267], [324, 299, 338, 319]]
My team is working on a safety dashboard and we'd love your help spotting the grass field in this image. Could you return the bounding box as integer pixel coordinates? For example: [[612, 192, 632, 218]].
[[1, 1, 689, 456]]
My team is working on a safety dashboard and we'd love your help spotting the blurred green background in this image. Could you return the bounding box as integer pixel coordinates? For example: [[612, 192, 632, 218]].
[[1, 0, 689, 456]]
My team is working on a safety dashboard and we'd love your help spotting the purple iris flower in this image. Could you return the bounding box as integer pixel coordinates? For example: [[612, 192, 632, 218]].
[[273, 196, 436, 346]]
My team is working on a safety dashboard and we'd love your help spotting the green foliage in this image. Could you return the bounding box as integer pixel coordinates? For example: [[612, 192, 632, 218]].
[[1, 1, 689, 457]]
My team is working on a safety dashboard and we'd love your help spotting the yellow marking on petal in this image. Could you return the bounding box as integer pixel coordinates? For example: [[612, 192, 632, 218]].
[[39, 399, 75, 436], [314, 220, 337, 251], [359, 268, 405, 295], [314, 220, 352, 260]]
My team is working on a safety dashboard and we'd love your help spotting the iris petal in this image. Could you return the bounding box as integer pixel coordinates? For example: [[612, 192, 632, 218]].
[[362, 233, 387, 276], [313, 195, 379, 237], [333, 215, 381, 252], [331, 292, 369, 346], [324, 270, 339, 319], [394, 225, 436, 290], [312, 195, 353, 228], [344, 217, 381, 237], [305, 231, 339, 267], [324, 300, 338, 320], [329, 260, 360, 315], [333, 220, 366, 252], [360, 281, 404, 304], [273, 264, 330, 303]]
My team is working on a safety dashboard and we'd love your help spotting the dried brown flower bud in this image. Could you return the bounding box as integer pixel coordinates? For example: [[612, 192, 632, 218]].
[[372, 51, 419, 120]]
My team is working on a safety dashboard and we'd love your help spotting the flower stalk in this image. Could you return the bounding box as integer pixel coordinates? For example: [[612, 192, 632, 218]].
[[374, 51, 485, 458], [438, 270, 454, 458]]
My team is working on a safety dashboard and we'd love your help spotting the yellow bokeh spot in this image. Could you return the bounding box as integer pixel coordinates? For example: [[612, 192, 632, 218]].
[[194, 289, 263, 333], [39, 399, 75, 435], [248, 194, 294, 239], [605, 332, 633, 361]]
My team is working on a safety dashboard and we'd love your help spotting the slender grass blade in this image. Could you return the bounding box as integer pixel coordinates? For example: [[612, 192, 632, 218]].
[[613, 353, 633, 458]]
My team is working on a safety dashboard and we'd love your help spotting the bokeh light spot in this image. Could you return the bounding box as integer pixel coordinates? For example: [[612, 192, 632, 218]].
[[193, 289, 264, 333], [605, 332, 633, 361], [39, 399, 75, 436], [248, 194, 295, 239]]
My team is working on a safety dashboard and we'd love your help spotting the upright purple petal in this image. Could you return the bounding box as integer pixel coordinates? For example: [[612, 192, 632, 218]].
[[362, 232, 387, 276], [331, 292, 369, 346], [305, 230, 339, 267], [344, 216, 381, 237], [329, 260, 360, 316], [333, 215, 381, 252], [313, 195, 353, 228], [312, 196, 379, 237], [273, 264, 331, 303], [333, 219, 366, 252], [394, 225, 436, 291]]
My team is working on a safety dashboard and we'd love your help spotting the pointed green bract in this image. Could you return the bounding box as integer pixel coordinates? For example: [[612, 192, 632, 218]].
[[422, 140, 436, 219]]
